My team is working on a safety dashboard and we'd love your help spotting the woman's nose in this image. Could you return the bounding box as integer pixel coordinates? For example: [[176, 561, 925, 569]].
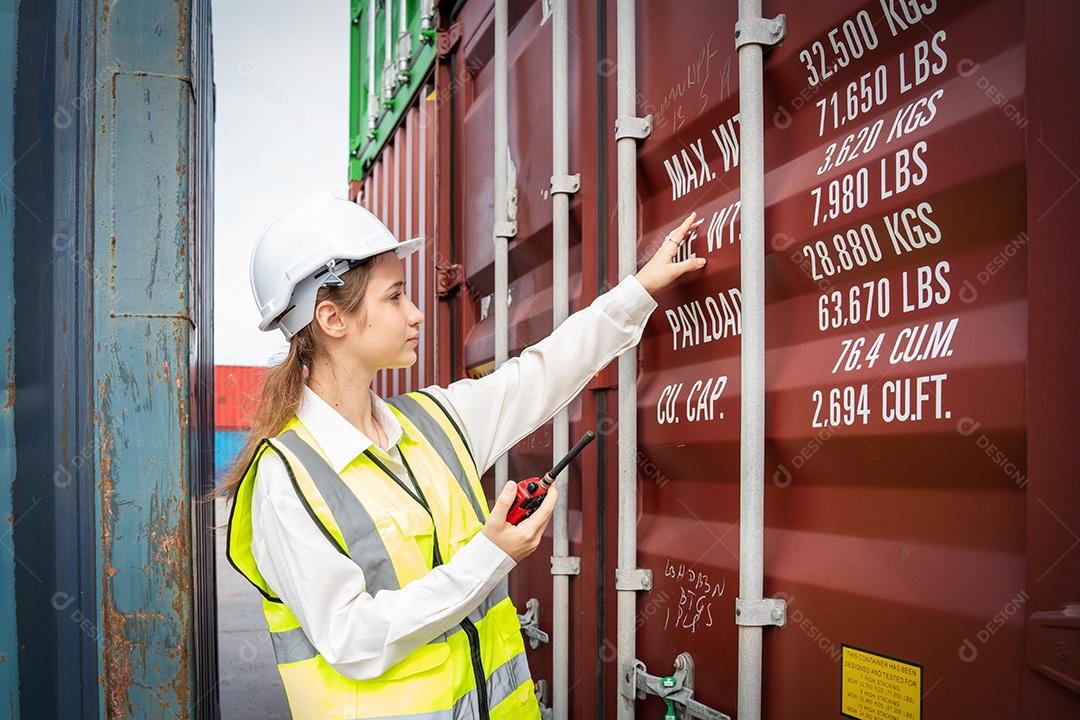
[[409, 297, 425, 326]]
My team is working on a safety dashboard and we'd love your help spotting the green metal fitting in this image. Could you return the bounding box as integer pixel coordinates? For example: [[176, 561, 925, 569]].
[[662, 676, 678, 719]]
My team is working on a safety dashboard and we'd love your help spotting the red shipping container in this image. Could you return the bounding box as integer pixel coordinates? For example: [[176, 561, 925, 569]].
[[214, 365, 267, 431], [350, 1, 1080, 717]]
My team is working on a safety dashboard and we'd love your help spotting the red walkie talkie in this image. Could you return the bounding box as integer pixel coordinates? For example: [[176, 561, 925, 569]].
[[506, 431, 596, 525]]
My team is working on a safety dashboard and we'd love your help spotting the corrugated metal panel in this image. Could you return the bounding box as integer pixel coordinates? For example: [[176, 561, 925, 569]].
[[1023, 0, 1080, 714], [3, 0, 215, 716], [357, 80, 442, 399], [215, 365, 265, 431], [354, 9, 608, 712], [633, 1, 1035, 716], [450, 3, 610, 716], [0, 0, 19, 714], [355, 0, 1079, 717], [91, 0, 200, 712], [190, 0, 219, 715], [9, 0, 102, 714]]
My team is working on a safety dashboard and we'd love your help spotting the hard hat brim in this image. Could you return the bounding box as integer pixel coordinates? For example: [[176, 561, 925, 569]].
[[393, 236, 424, 259]]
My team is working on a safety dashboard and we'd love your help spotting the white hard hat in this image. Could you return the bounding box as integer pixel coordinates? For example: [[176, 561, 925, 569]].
[[250, 194, 422, 339]]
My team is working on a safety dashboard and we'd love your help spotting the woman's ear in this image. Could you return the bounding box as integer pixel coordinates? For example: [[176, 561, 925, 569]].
[[313, 300, 348, 339]]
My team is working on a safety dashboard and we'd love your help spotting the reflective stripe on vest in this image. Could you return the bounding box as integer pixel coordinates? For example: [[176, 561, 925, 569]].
[[228, 392, 540, 719], [270, 578, 511, 665], [387, 392, 486, 524], [276, 429, 400, 593], [279, 652, 532, 720], [272, 626, 319, 665], [345, 651, 529, 720]]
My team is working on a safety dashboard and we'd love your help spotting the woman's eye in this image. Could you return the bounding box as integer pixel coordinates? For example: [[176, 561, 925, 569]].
[[390, 293, 401, 301]]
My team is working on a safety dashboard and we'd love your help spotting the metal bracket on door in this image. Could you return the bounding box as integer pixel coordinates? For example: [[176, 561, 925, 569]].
[[1027, 602, 1080, 694], [550, 555, 581, 576], [615, 568, 652, 591], [549, 173, 581, 196], [517, 597, 550, 649], [494, 221, 518, 239], [614, 114, 653, 141], [623, 653, 731, 720], [734, 596, 787, 628], [733, 15, 787, 50]]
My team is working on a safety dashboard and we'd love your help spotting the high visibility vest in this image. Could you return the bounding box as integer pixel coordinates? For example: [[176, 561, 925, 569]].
[[227, 390, 541, 720]]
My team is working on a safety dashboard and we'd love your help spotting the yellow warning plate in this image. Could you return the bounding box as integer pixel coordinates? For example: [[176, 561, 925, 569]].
[[841, 645, 922, 720]]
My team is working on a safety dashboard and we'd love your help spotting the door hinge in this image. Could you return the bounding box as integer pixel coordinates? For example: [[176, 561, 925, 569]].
[[1028, 602, 1080, 695], [436, 263, 464, 297], [435, 22, 463, 57]]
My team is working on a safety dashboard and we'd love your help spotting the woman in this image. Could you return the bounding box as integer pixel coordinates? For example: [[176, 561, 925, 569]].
[[224, 194, 704, 719]]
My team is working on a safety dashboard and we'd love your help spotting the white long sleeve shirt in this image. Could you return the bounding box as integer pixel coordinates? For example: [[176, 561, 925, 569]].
[[249, 274, 657, 680]]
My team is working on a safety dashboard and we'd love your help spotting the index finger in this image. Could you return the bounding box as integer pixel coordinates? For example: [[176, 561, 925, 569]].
[[661, 213, 704, 257], [673, 212, 699, 238]]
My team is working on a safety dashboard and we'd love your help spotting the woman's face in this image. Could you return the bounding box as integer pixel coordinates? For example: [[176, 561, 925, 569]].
[[348, 253, 424, 371]]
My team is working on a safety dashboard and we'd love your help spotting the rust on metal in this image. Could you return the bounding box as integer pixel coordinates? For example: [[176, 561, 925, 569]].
[[97, 332, 196, 715], [174, 0, 190, 66], [97, 382, 134, 717], [4, 337, 12, 409]]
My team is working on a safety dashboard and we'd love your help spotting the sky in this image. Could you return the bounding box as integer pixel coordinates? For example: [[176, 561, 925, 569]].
[[212, 0, 350, 366]]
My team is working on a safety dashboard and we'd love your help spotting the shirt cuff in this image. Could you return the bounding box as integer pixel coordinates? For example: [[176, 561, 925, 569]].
[[452, 531, 517, 593], [619, 274, 659, 319], [602, 274, 659, 339]]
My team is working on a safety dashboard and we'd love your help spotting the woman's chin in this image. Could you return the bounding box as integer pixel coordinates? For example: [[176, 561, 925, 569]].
[[388, 352, 418, 370]]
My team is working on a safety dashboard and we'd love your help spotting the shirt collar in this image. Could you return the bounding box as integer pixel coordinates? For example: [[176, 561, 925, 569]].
[[296, 386, 411, 473]]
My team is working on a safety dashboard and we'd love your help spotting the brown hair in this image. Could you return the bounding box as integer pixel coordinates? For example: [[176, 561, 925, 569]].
[[215, 254, 383, 503]]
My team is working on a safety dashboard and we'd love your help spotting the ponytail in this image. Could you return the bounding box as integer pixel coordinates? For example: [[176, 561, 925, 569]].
[[213, 252, 382, 503], [215, 329, 314, 502]]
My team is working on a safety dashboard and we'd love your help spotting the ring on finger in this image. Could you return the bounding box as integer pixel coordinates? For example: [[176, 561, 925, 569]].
[[664, 235, 680, 245]]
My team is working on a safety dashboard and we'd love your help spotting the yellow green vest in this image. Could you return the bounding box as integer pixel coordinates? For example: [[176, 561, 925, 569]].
[[227, 390, 541, 720]]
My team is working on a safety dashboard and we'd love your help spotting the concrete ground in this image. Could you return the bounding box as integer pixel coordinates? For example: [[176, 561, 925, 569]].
[[216, 499, 291, 719]]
